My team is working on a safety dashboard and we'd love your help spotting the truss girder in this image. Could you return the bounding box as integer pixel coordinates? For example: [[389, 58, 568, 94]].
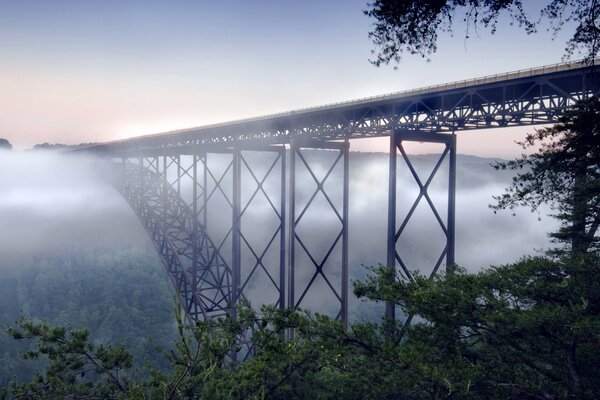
[[83, 65, 600, 156], [116, 148, 287, 327], [117, 158, 237, 323]]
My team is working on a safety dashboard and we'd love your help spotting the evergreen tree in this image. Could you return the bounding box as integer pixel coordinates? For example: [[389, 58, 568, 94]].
[[492, 97, 600, 257]]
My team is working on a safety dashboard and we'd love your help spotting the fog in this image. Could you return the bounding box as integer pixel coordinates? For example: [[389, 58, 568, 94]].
[[0, 151, 151, 263], [0, 149, 558, 321]]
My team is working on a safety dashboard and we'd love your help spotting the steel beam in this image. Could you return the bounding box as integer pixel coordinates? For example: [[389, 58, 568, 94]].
[[237, 147, 286, 310], [387, 129, 457, 325], [447, 135, 457, 273], [386, 132, 397, 322], [78, 62, 600, 156], [232, 149, 241, 314], [288, 140, 349, 325]]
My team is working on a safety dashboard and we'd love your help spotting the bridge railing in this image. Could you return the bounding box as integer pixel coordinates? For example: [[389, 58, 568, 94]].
[[74, 58, 597, 152]]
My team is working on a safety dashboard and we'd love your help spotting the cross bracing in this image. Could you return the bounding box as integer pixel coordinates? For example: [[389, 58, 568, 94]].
[[84, 60, 600, 330], [117, 158, 237, 322]]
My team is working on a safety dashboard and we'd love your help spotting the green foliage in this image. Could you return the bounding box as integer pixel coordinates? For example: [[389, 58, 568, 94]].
[[355, 256, 600, 398], [0, 246, 178, 385], [492, 97, 600, 255], [5, 319, 133, 399], [4, 253, 599, 399], [364, 0, 599, 66]]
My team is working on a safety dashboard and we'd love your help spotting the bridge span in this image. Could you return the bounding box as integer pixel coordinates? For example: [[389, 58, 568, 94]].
[[79, 60, 600, 326]]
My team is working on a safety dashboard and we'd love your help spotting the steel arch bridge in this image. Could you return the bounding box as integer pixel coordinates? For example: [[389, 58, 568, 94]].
[[78, 60, 600, 326]]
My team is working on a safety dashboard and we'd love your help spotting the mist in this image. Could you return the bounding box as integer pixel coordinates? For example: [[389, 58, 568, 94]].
[[0, 151, 152, 264], [0, 150, 558, 322]]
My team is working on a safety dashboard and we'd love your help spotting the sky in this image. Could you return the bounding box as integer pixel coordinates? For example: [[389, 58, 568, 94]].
[[0, 1, 580, 156]]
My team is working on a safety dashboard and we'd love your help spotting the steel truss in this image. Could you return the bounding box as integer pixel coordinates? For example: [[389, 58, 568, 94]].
[[83, 62, 599, 156], [115, 148, 287, 324], [289, 140, 349, 324], [84, 62, 600, 336], [194, 148, 286, 312], [386, 129, 456, 324], [235, 148, 286, 311], [117, 156, 235, 323]]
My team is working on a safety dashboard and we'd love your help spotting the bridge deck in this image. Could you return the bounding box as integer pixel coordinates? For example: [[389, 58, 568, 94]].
[[81, 59, 600, 156]]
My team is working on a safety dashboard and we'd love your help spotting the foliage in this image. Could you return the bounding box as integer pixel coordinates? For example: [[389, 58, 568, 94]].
[[355, 256, 600, 399], [364, 0, 600, 66], [0, 246, 178, 386], [4, 319, 133, 399], [32, 143, 68, 150], [3, 252, 600, 399], [0, 139, 12, 151], [492, 97, 600, 255]]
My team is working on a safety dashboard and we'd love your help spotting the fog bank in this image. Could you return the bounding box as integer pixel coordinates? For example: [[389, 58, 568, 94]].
[[0, 151, 558, 320]]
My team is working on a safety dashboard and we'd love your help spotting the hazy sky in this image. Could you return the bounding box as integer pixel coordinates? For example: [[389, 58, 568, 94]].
[[0, 1, 578, 154]]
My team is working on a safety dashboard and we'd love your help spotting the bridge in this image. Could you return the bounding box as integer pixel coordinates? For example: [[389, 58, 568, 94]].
[[78, 60, 600, 326]]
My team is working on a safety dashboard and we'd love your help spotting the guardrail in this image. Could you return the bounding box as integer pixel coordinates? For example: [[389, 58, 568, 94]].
[[84, 58, 597, 147]]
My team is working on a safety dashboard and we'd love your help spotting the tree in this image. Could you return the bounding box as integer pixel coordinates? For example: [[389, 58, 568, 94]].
[[0, 139, 12, 151], [4, 319, 134, 399], [354, 256, 600, 399], [492, 97, 600, 256], [32, 143, 68, 150], [364, 1, 600, 66], [7, 255, 600, 399]]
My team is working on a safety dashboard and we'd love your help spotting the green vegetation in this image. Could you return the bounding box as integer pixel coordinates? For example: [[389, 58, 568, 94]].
[[365, 1, 600, 66], [493, 97, 600, 257], [2, 255, 599, 399], [0, 247, 178, 387]]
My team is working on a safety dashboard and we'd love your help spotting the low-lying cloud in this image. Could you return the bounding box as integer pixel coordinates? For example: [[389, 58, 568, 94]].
[[0, 150, 558, 321]]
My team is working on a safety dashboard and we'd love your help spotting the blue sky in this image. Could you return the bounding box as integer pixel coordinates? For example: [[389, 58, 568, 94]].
[[0, 1, 579, 155]]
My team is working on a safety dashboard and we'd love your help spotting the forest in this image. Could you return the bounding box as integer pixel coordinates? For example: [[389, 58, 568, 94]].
[[0, 243, 178, 386]]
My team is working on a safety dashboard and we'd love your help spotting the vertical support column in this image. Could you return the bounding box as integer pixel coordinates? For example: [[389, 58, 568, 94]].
[[447, 133, 457, 273], [386, 132, 397, 322], [176, 155, 181, 197], [192, 153, 199, 315], [121, 157, 126, 189], [139, 156, 144, 193], [162, 156, 168, 221], [231, 148, 241, 314], [341, 139, 349, 326], [202, 154, 208, 228], [288, 142, 296, 313], [279, 149, 287, 311]]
